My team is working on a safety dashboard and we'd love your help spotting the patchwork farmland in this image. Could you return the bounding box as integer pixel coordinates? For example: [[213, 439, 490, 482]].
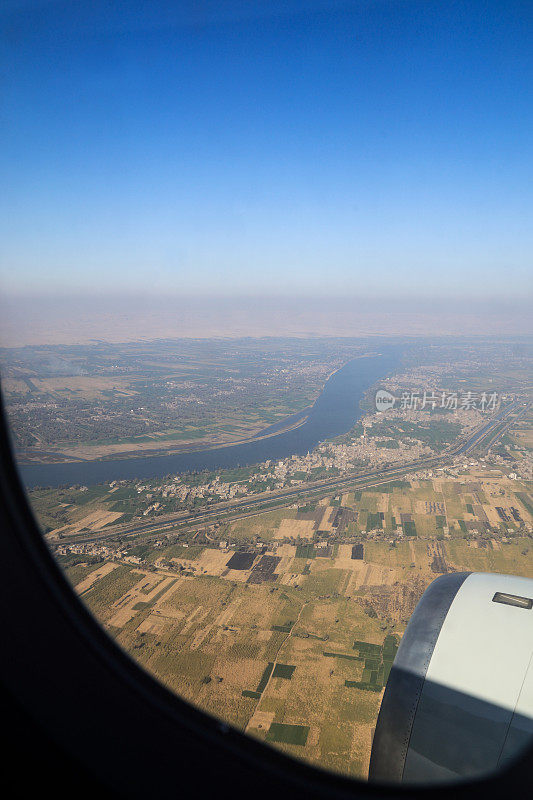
[[59, 468, 533, 779]]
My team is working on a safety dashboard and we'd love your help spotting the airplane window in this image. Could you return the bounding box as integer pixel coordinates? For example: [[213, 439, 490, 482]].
[[1, 0, 532, 787]]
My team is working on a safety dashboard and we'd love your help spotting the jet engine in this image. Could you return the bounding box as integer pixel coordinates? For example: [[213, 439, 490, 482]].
[[369, 572, 533, 784]]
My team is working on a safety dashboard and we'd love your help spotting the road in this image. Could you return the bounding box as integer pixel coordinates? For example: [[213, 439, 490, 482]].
[[56, 401, 528, 546]]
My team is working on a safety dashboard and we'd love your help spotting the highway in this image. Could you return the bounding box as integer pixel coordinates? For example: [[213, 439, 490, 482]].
[[56, 401, 527, 546]]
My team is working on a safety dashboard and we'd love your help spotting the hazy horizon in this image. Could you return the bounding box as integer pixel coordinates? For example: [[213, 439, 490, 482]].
[[0, 293, 531, 347]]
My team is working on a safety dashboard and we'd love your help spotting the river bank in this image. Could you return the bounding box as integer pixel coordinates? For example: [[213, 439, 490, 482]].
[[19, 349, 400, 489]]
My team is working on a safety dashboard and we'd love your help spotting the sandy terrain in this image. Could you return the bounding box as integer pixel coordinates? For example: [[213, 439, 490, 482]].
[[275, 518, 316, 539], [51, 509, 123, 537], [2, 295, 529, 347]]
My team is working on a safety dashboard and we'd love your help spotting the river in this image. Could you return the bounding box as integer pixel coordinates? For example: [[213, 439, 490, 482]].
[[19, 348, 400, 489]]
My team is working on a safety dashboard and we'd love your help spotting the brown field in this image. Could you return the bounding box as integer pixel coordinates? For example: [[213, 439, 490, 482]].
[[275, 518, 316, 539], [108, 573, 178, 628], [317, 506, 337, 532], [74, 562, 118, 593], [49, 508, 124, 538]]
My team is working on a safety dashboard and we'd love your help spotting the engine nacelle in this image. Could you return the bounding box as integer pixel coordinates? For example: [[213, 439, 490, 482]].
[[369, 572, 533, 784]]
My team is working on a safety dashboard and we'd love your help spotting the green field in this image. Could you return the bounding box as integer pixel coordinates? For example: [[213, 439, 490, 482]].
[[266, 723, 310, 746], [272, 663, 296, 679]]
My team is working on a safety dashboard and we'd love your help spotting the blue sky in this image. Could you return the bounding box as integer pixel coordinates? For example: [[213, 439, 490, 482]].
[[1, 0, 532, 300]]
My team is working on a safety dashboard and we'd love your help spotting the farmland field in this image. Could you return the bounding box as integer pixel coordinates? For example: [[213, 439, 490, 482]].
[[58, 466, 533, 780]]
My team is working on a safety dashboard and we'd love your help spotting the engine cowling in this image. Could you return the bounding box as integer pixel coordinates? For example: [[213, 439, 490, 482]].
[[369, 572, 533, 784]]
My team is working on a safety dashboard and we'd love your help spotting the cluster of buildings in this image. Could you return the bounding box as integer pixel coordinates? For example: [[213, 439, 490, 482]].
[[159, 475, 245, 504], [56, 541, 123, 559], [485, 449, 533, 481], [102, 405, 480, 518], [55, 537, 171, 564]]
